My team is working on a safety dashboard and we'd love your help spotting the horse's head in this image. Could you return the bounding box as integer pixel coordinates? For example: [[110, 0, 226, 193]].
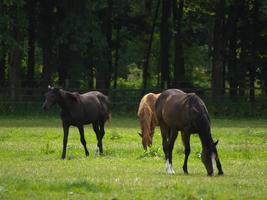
[[42, 85, 60, 111], [138, 131, 152, 150], [201, 140, 219, 176]]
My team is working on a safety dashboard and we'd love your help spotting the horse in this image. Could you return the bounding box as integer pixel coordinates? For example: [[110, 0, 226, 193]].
[[137, 93, 160, 150], [42, 85, 111, 159], [155, 89, 223, 176]]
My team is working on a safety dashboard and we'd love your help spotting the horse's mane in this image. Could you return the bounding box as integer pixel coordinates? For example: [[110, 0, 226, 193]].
[[186, 93, 210, 122]]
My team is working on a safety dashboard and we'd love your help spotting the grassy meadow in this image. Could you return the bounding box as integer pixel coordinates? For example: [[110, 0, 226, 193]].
[[0, 115, 267, 199]]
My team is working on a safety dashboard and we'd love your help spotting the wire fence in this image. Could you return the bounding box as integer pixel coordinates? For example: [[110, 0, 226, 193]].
[[0, 87, 267, 117]]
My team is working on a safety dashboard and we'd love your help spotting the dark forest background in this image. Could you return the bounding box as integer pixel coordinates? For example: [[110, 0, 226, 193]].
[[0, 0, 267, 116]]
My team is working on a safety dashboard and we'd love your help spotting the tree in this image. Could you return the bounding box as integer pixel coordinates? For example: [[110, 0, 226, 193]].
[[26, 0, 37, 87], [212, 0, 226, 97], [226, 1, 242, 97], [8, 1, 26, 101], [160, 0, 171, 89], [172, 0, 185, 88], [248, 0, 259, 102], [38, 0, 58, 86], [142, 0, 160, 89]]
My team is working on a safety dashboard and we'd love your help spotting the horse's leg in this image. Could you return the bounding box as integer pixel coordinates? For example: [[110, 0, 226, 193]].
[[215, 155, 224, 175], [78, 125, 89, 157], [167, 128, 178, 174], [213, 147, 224, 175], [159, 123, 171, 173], [160, 123, 169, 160], [92, 122, 101, 156], [61, 122, 69, 159], [98, 120, 106, 154], [181, 132, 191, 174]]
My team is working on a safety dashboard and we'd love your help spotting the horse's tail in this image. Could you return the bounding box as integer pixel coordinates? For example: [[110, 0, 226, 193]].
[[96, 93, 111, 122]]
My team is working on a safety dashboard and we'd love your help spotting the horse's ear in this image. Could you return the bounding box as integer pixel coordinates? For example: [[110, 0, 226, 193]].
[[137, 132, 143, 137], [214, 140, 219, 146]]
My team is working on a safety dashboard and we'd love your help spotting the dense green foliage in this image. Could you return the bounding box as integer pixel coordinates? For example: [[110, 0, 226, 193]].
[[0, 116, 267, 199], [0, 0, 266, 92], [0, 0, 267, 117]]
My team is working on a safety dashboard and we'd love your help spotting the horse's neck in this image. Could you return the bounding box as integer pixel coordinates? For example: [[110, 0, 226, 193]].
[[57, 90, 69, 111], [199, 126, 213, 150], [198, 116, 213, 149]]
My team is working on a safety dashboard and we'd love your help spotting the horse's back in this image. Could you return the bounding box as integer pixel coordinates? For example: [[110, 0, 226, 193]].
[[80, 91, 111, 122], [158, 90, 190, 128], [156, 89, 186, 121], [156, 89, 208, 131], [137, 93, 159, 117]]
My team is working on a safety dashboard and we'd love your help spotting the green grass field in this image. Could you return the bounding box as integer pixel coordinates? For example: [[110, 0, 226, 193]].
[[0, 115, 267, 200]]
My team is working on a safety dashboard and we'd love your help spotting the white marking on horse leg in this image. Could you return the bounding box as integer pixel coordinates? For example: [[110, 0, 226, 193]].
[[94, 146, 100, 157], [166, 159, 175, 175]]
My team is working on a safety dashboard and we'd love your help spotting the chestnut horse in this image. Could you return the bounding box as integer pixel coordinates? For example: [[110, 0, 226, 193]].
[[156, 89, 223, 176], [137, 93, 160, 150]]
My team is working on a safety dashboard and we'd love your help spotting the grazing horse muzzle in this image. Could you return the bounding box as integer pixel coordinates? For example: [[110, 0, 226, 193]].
[[140, 134, 152, 150], [201, 151, 214, 176]]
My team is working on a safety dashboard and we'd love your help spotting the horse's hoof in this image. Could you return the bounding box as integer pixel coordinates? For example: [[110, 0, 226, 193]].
[[61, 157, 66, 160], [94, 147, 100, 157], [218, 171, 224, 176], [184, 171, 189, 175], [166, 168, 175, 175], [166, 171, 175, 175], [207, 173, 214, 177]]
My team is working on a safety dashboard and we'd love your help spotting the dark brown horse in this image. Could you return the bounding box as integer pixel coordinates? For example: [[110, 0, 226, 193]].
[[156, 89, 223, 176], [42, 86, 111, 159], [137, 93, 160, 150]]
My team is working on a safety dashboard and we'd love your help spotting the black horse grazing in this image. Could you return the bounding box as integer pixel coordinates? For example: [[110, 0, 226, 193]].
[[42, 86, 111, 159], [155, 89, 223, 176]]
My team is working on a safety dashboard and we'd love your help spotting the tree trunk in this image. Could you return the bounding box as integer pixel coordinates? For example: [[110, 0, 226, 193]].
[[58, 45, 70, 88], [8, 3, 25, 103], [212, 0, 226, 98], [0, 43, 6, 87], [172, 0, 185, 88], [113, 20, 121, 89], [42, 47, 53, 86], [39, 0, 57, 88], [142, 0, 160, 89], [160, 0, 171, 89], [105, 0, 113, 90], [9, 29, 23, 102], [261, 59, 267, 94], [88, 64, 94, 89], [26, 0, 36, 88], [238, 44, 247, 97], [95, 62, 106, 90], [238, 0, 247, 97], [226, 2, 241, 97], [248, 0, 259, 102]]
